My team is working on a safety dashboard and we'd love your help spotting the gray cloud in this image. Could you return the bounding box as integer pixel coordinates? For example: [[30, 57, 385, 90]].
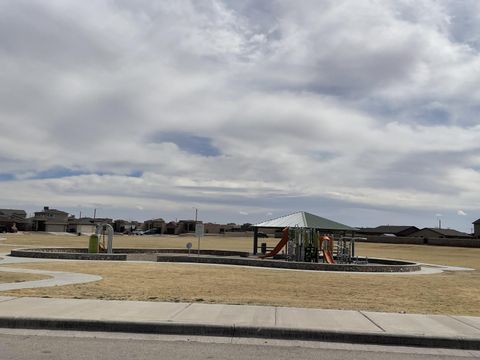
[[0, 0, 479, 231]]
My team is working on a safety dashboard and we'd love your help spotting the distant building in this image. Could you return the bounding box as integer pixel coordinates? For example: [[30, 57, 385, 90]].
[[0, 209, 27, 232], [473, 219, 480, 238], [32, 206, 69, 232], [66, 215, 117, 234], [113, 219, 138, 233], [203, 222, 238, 234], [410, 228, 472, 239], [357, 225, 419, 237], [175, 220, 197, 234], [165, 221, 177, 234], [143, 218, 166, 233], [67, 217, 97, 234]]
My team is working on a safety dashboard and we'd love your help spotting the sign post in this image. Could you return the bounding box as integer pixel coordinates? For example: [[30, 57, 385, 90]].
[[195, 223, 204, 256]]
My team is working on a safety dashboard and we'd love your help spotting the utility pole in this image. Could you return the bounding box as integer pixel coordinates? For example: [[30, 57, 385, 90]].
[[193, 207, 201, 256]]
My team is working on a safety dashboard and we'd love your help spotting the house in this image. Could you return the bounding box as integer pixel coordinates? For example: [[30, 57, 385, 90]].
[[165, 221, 177, 234], [143, 218, 166, 233], [410, 228, 472, 239], [113, 219, 138, 233], [357, 225, 419, 237], [0, 209, 27, 232], [67, 217, 97, 234], [175, 220, 197, 234], [68, 217, 113, 232], [473, 219, 480, 238], [203, 222, 238, 234], [32, 206, 69, 232]]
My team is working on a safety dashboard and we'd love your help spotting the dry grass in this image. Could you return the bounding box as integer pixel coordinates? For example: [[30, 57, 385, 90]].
[[0, 233, 277, 252], [1, 233, 479, 315], [355, 242, 480, 269], [0, 272, 49, 284]]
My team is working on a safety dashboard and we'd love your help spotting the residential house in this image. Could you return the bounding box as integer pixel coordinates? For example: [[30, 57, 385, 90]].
[[473, 219, 480, 238], [32, 206, 69, 232], [113, 219, 138, 233], [165, 221, 177, 234], [0, 209, 27, 232], [357, 225, 420, 237], [410, 228, 472, 239], [175, 220, 197, 234], [143, 218, 166, 234], [203, 222, 238, 234]]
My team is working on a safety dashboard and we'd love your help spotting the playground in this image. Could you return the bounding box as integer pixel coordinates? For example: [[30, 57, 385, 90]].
[[0, 227, 479, 315]]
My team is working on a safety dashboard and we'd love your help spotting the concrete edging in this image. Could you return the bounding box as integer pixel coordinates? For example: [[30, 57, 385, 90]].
[[0, 317, 478, 350]]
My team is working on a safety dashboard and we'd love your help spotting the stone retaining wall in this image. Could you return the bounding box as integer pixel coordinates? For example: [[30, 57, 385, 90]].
[[9, 248, 248, 260], [10, 249, 126, 261], [156, 255, 420, 272]]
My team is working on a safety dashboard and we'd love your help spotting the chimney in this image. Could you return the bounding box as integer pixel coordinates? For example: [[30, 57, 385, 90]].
[[44, 206, 49, 211]]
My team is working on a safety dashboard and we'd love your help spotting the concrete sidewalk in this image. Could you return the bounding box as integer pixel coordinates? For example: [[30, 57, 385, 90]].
[[0, 296, 479, 349]]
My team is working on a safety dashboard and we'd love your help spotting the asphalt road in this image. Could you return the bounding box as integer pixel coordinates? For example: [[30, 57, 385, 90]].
[[0, 330, 479, 360]]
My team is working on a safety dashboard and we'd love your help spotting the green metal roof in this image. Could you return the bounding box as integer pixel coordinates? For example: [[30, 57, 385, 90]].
[[254, 211, 356, 231]]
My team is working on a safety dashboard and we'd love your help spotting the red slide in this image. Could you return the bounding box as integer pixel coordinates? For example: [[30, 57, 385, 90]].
[[322, 249, 335, 264], [259, 228, 288, 259]]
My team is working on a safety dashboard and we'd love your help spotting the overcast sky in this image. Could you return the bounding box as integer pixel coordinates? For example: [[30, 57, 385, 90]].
[[1, 0, 479, 231]]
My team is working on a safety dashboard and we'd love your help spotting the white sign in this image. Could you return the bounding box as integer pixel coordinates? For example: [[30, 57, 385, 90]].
[[195, 223, 204, 237]]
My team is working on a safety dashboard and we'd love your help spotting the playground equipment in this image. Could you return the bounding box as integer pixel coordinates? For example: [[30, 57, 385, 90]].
[[95, 223, 114, 254], [260, 227, 365, 264]]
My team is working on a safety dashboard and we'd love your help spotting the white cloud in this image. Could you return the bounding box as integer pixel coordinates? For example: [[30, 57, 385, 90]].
[[457, 210, 467, 216], [0, 0, 479, 230]]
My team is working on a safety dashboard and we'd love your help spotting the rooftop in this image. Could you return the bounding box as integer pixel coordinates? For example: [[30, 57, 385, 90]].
[[254, 211, 356, 231]]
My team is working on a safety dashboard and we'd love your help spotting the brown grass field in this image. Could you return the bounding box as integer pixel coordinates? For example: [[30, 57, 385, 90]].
[[1, 233, 479, 315], [0, 272, 49, 284]]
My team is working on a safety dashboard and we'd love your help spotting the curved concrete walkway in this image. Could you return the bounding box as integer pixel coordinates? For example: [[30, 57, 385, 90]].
[[0, 254, 102, 291]]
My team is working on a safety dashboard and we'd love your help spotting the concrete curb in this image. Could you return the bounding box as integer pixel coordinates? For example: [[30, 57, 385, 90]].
[[0, 317, 479, 350]]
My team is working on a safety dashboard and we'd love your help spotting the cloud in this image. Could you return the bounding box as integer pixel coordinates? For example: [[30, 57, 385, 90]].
[[457, 210, 467, 216], [150, 131, 221, 157], [0, 0, 479, 231]]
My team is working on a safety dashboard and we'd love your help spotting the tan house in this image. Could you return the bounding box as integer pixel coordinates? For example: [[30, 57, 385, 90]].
[[32, 206, 69, 232], [113, 219, 137, 233], [203, 222, 238, 234], [175, 220, 197, 234], [143, 218, 166, 233], [67, 217, 97, 234], [0, 209, 27, 232]]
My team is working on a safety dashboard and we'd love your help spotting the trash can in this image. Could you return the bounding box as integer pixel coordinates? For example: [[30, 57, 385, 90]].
[[88, 234, 99, 253], [261, 242, 267, 254]]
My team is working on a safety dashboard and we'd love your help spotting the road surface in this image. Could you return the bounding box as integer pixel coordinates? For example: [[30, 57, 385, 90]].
[[0, 329, 479, 360]]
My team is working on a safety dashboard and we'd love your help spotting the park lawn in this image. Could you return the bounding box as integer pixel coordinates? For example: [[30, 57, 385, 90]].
[[1, 233, 479, 315], [0, 272, 50, 284], [1, 262, 479, 316], [0, 233, 277, 252]]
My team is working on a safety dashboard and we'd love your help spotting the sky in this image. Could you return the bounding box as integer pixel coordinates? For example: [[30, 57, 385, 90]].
[[0, 0, 479, 232]]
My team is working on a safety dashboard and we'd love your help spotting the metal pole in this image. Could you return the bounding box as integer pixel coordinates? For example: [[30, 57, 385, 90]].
[[253, 227, 258, 255], [194, 208, 200, 256]]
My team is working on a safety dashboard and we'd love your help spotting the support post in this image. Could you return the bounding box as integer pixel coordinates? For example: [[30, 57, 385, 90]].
[[253, 227, 259, 255]]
